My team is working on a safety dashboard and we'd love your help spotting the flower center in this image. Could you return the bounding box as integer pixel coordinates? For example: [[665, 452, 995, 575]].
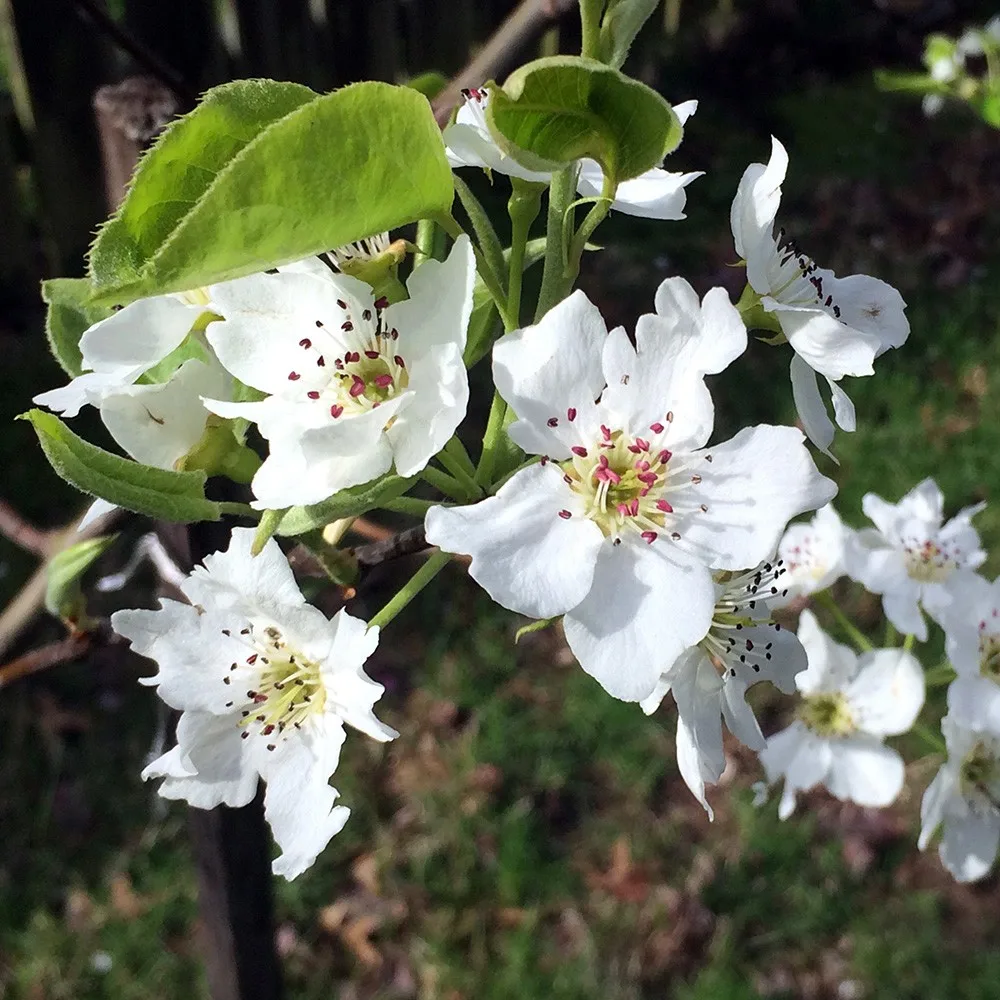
[[287, 298, 410, 421], [769, 228, 842, 319], [798, 691, 855, 737], [902, 537, 956, 583], [782, 534, 828, 582], [221, 622, 326, 751], [557, 424, 682, 543], [960, 739, 1000, 811], [979, 614, 1000, 681], [700, 562, 789, 679]]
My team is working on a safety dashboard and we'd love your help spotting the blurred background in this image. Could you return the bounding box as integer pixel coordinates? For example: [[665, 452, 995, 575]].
[[2, 0, 1000, 996]]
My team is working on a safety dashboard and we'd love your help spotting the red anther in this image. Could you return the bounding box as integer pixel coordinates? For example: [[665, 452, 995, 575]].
[[635, 437, 650, 451], [558, 509, 572, 519], [391, 328, 399, 340], [365, 350, 380, 359], [374, 296, 389, 310], [598, 454, 609, 467], [287, 372, 300, 381], [571, 446, 588, 457], [374, 374, 393, 388], [299, 338, 312, 348], [262, 724, 275, 736], [628, 499, 639, 517], [330, 404, 344, 418], [635, 460, 650, 472], [394, 355, 405, 368], [342, 321, 354, 332], [601, 424, 612, 441], [656, 499, 674, 513], [641, 531, 658, 544], [246, 654, 258, 664], [316, 356, 326, 367], [638, 472, 657, 485], [605, 469, 621, 485], [362, 309, 372, 321], [567, 407, 577, 421], [307, 391, 320, 400], [253, 693, 268, 704], [336, 299, 348, 309], [547, 417, 559, 427], [616, 502, 629, 516], [658, 449, 672, 464], [627, 444, 642, 454], [349, 376, 366, 397], [665, 410, 674, 422], [649, 422, 664, 433], [335, 359, 344, 369]]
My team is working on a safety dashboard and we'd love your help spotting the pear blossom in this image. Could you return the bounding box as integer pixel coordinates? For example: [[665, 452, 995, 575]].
[[111, 528, 396, 880], [939, 574, 1000, 734], [846, 478, 986, 641], [33, 289, 231, 470], [759, 610, 925, 818], [773, 504, 851, 605], [425, 282, 836, 702], [204, 237, 475, 509], [445, 87, 704, 221], [640, 560, 805, 816], [919, 715, 1000, 882], [731, 137, 909, 454]]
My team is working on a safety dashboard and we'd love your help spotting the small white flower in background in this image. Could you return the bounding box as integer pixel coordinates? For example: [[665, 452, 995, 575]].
[[919, 715, 1000, 883], [204, 236, 475, 509], [759, 609, 924, 819], [774, 504, 851, 605], [640, 559, 805, 817], [445, 87, 704, 221], [111, 528, 396, 880], [425, 282, 835, 703], [940, 574, 1000, 734], [33, 290, 231, 470], [846, 478, 986, 641], [730, 137, 909, 455]]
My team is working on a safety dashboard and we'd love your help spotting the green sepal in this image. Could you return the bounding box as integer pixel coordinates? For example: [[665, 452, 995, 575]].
[[21, 409, 223, 522], [275, 473, 419, 537], [336, 238, 410, 303], [176, 416, 262, 484], [485, 56, 682, 185], [88, 80, 454, 305], [251, 508, 287, 556], [599, 0, 660, 70], [41, 278, 113, 378], [45, 534, 118, 630]]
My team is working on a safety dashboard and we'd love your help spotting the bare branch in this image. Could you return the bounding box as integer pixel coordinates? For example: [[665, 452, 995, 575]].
[[352, 526, 428, 568], [0, 634, 92, 689], [0, 498, 49, 555]]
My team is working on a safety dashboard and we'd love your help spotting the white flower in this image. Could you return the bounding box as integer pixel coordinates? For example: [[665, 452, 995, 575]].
[[33, 290, 231, 469], [640, 560, 805, 817], [846, 478, 986, 641], [759, 609, 925, 818], [204, 237, 475, 509], [940, 573, 1000, 734], [425, 282, 836, 702], [731, 137, 909, 455], [445, 87, 704, 221], [111, 527, 396, 880], [774, 504, 851, 605], [919, 715, 1000, 883]]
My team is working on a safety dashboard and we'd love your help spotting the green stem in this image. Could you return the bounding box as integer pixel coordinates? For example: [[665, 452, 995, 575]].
[[534, 166, 578, 321], [420, 464, 474, 503], [566, 176, 614, 279], [436, 448, 483, 500], [217, 502, 258, 518], [443, 434, 477, 479], [437, 211, 515, 330], [884, 620, 898, 647], [415, 218, 436, 263], [579, 0, 604, 59], [507, 179, 544, 331], [903, 633, 916, 652], [913, 723, 946, 755], [251, 508, 286, 555], [814, 591, 873, 653], [475, 388, 508, 488], [368, 550, 451, 630], [381, 496, 436, 517]]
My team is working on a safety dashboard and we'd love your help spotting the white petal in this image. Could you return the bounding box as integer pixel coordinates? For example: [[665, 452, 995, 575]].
[[946, 677, 1000, 735], [493, 290, 609, 459], [830, 273, 909, 354], [144, 710, 259, 809], [424, 463, 605, 620], [78, 497, 118, 532], [100, 359, 229, 469], [673, 99, 698, 124], [827, 377, 856, 432], [562, 540, 715, 702], [940, 811, 1000, 883], [795, 609, 859, 694], [758, 722, 808, 784], [779, 304, 880, 380], [80, 295, 202, 375], [882, 589, 928, 641], [577, 161, 703, 220], [676, 712, 718, 820], [256, 717, 350, 879], [918, 766, 953, 850], [34, 371, 136, 418], [731, 136, 787, 261], [443, 120, 551, 182], [639, 673, 672, 715], [789, 355, 835, 455], [825, 736, 904, 807], [183, 527, 306, 613], [680, 424, 837, 571], [671, 649, 726, 816], [846, 648, 925, 735]]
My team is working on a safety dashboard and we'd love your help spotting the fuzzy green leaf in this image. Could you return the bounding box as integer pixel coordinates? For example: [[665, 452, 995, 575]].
[[599, 0, 660, 70], [41, 278, 113, 377], [22, 409, 222, 522], [275, 474, 419, 537], [45, 534, 117, 625]]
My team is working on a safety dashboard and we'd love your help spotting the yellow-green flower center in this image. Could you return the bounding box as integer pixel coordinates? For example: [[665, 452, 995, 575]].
[[798, 691, 855, 737], [960, 740, 1000, 808]]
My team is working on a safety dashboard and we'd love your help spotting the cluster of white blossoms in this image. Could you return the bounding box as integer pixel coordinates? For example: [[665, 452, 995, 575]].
[[37, 92, 996, 888]]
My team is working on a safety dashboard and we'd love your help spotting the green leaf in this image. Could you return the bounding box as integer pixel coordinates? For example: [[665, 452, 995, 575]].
[[45, 534, 117, 626], [22, 409, 222, 522], [275, 474, 419, 537], [41, 278, 113, 377], [406, 71, 449, 100], [599, 0, 660, 70], [89, 81, 455, 305], [485, 56, 681, 184]]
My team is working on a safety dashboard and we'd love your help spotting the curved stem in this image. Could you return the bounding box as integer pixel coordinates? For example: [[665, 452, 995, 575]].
[[534, 165, 578, 321], [368, 550, 451, 630], [420, 464, 475, 503], [814, 591, 873, 653], [436, 448, 483, 500], [579, 0, 604, 59]]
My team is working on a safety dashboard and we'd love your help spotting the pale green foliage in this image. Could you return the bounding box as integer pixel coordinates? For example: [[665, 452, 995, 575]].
[[41, 277, 113, 377], [45, 534, 117, 626]]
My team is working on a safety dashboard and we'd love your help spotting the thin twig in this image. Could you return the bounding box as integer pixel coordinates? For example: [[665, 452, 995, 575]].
[[72, 0, 196, 105], [0, 634, 92, 689], [0, 499, 49, 555], [352, 526, 428, 568], [432, 0, 578, 126]]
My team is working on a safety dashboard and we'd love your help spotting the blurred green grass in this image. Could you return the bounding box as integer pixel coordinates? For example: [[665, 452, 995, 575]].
[[3, 67, 1000, 1000]]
